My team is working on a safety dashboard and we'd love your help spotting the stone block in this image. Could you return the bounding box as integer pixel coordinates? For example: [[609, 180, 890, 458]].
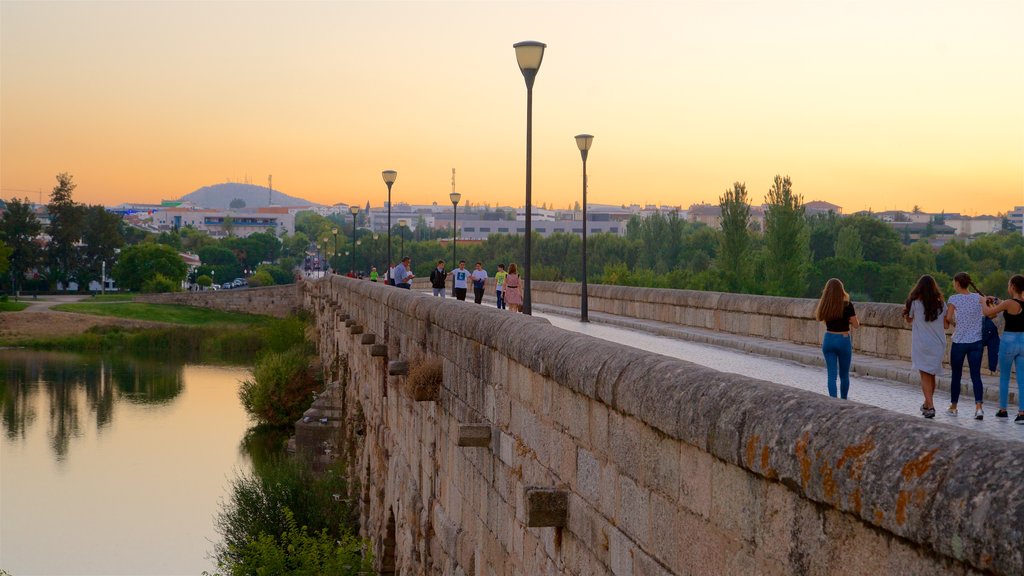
[[360, 333, 376, 345], [524, 487, 568, 528], [345, 318, 355, 327], [388, 360, 408, 376], [457, 424, 492, 447]]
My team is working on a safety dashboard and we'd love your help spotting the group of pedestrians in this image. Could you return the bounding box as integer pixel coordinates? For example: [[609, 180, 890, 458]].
[[815, 273, 1024, 423], [429, 260, 524, 312]]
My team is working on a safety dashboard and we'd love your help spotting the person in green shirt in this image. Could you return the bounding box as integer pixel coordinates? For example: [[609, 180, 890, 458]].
[[494, 264, 508, 309], [369, 267, 378, 282]]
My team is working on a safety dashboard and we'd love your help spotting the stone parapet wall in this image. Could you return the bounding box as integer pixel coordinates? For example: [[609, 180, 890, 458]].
[[136, 284, 301, 318], [307, 276, 1022, 576]]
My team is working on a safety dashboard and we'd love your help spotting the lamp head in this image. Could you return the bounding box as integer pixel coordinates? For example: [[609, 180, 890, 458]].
[[513, 41, 546, 87], [332, 227, 338, 235], [349, 205, 359, 216], [575, 133, 594, 161], [382, 170, 397, 185], [399, 219, 408, 227], [450, 191, 462, 206]]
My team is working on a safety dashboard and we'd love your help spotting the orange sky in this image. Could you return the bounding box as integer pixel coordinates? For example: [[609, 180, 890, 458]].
[[2, 1, 1022, 215]]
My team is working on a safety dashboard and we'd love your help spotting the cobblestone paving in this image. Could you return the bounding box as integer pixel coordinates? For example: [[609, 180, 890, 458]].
[[541, 312, 1023, 442]]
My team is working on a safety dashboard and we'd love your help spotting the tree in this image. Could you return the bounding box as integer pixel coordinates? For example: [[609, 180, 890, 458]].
[[112, 243, 187, 291], [762, 175, 810, 296], [229, 198, 246, 209], [837, 215, 902, 264], [0, 239, 11, 276], [79, 205, 125, 287], [46, 172, 86, 287], [717, 182, 751, 291], [0, 197, 43, 294], [834, 226, 863, 262]]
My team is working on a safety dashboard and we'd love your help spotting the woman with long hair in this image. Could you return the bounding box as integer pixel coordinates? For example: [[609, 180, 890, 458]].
[[815, 278, 859, 399], [903, 275, 947, 419], [504, 263, 523, 313], [982, 274, 1024, 422], [944, 272, 986, 419]]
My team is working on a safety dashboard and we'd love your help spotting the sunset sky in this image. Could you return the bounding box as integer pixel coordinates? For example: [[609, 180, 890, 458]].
[[2, 1, 1022, 215]]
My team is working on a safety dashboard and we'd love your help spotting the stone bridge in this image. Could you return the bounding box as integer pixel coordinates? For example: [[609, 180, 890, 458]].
[[301, 276, 1021, 576]]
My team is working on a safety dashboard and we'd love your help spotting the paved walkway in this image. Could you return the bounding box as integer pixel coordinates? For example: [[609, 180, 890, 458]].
[[531, 305, 1022, 442]]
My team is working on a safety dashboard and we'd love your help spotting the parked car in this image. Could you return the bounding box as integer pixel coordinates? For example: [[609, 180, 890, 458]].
[[221, 283, 233, 290]]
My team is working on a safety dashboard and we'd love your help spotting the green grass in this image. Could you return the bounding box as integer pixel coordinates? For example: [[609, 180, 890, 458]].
[[50, 302, 272, 326], [0, 301, 29, 312]]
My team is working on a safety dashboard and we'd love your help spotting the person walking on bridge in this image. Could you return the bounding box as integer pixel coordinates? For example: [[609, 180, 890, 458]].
[[430, 260, 448, 298], [982, 273, 1024, 423], [452, 261, 469, 301], [815, 278, 859, 399], [504, 263, 523, 313], [944, 272, 986, 419], [393, 257, 414, 289], [471, 262, 488, 304], [494, 264, 508, 309], [904, 275, 947, 419]]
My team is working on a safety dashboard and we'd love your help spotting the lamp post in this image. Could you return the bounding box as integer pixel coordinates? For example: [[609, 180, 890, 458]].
[[382, 170, 397, 269], [575, 134, 594, 322], [332, 227, 338, 273], [398, 219, 407, 257], [349, 205, 359, 275], [514, 40, 546, 315], [316, 243, 322, 278], [323, 237, 329, 275], [373, 233, 380, 269], [450, 191, 462, 263]]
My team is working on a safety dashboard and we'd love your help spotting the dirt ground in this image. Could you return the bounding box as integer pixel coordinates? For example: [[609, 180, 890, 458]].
[[0, 297, 167, 342]]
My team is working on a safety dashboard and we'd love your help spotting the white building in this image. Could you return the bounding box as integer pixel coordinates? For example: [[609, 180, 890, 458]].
[[945, 215, 1002, 237], [150, 207, 295, 237]]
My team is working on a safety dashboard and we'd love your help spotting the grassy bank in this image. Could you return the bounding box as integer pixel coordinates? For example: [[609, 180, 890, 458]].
[[15, 313, 307, 363], [0, 301, 29, 312], [51, 302, 270, 326]]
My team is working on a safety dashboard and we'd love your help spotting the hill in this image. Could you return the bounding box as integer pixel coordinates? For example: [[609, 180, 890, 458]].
[[178, 183, 319, 210]]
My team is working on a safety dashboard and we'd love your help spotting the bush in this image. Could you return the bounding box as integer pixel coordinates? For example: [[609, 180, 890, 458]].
[[141, 273, 179, 293], [196, 274, 213, 288], [210, 458, 369, 575], [239, 347, 319, 426], [248, 269, 275, 287], [257, 264, 294, 285], [407, 358, 443, 401]]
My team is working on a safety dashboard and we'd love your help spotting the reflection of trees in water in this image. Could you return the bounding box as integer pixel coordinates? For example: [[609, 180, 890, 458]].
[[0, 350, 185, 459], [240, 425, 291, 476]]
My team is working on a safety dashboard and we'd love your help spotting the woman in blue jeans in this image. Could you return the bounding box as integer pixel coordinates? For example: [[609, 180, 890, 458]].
[[944, 272, 986, 419], [982, 274, 1024, 423], [815, 278, 859, 399]]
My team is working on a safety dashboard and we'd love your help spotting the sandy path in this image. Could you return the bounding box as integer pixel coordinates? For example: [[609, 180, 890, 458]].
[[0, 296, 169, 342]]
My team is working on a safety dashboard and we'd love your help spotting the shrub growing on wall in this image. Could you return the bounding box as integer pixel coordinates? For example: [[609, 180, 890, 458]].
[[238, 347, 319, 426]]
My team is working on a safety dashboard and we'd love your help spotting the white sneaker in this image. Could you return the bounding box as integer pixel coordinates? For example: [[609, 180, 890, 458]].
[[947, 405, 958, 416], [975, 407, 984, 420]]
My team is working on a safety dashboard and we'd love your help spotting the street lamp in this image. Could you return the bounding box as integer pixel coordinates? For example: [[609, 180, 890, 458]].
[[514, 40, 546, 315], [398, 219, 408, 257], [373, 233, 380, 268], [332, 227, 338, 273], [382, 170, 397, 270], [349, 205, 359, 275], [450, 191, 462, 264], [322, 237, 329, 275], [575, 133, 594, 322], [316, 243, 322, 278]]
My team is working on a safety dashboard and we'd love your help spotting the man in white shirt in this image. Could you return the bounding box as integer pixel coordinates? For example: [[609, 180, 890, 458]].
[[452, 260, 469, 301], [393, 257, 414, 289]]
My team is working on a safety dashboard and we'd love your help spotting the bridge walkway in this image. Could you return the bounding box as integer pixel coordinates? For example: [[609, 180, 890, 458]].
[[531, 302, 1022, 442], [419, 290, 1020, 441]]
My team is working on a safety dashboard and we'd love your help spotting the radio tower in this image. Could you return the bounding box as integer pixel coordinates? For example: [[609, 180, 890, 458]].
[[268, 175, 273, 206]]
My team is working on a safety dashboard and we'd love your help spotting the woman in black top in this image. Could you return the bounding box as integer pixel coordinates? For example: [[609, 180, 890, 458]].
[[815, 278, 860, 399], [982, 274, 1024, 422]]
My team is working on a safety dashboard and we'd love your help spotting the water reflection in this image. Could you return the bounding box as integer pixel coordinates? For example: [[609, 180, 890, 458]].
[[0, 349, 184, 460]]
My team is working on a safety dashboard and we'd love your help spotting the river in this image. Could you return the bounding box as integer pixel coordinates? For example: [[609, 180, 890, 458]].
[[0, 349, 253, 575]]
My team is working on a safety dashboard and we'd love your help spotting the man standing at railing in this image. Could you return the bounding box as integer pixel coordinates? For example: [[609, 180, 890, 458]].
[[393, 257, 414, 289]]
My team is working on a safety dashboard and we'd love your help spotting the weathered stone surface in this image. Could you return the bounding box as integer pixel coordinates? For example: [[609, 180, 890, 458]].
[[303, 276, 1024, 576], [370, 344, 388, 357], [361, 333, 376, 345], [457, 424, 492, 447], [525, 488, 568, 528]]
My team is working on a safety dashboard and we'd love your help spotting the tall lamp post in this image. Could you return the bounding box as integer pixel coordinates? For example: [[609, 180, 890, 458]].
[[349, 205, 359, 275], [332, 227, 338, 273], [382, 170, 397, 269], [575, 134, 594, 322], [323, 238, 330, 275], [316, 243, 322, 278], [514, 40, 546, 315], [450, 191, 461, 264], [373, 233, 380, 269], [398, 219, 408, 257]]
